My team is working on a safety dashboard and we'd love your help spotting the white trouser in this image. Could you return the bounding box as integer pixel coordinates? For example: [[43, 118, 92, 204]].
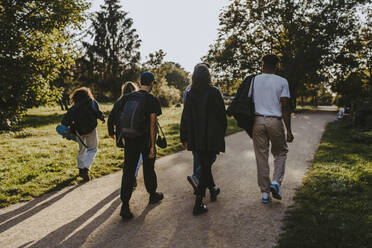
[[77, 128, 98, 170]]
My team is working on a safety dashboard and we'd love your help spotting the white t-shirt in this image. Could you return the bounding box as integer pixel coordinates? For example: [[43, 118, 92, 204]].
[[248, 73, 290, 117]]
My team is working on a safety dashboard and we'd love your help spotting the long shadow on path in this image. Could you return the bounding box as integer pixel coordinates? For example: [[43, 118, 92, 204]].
[[0, 179, 83, 233], [87, 202, 163, 248], [29, 189, 120, 248], [58, 198, 121, 247]]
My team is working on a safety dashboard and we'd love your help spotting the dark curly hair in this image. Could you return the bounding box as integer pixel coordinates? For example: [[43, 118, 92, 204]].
[[69, 87, 94, 105]]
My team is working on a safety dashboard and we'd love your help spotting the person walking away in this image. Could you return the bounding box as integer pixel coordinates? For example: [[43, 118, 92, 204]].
[[180, 64, 227, 216], [61, 87, 105, 181], [248, 54, 294, 203], [109, 72, 163, 220], [108, 82, 142, 187]]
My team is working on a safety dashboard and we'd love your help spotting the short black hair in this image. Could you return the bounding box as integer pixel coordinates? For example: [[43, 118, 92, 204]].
[[262, 54, 280, 68]]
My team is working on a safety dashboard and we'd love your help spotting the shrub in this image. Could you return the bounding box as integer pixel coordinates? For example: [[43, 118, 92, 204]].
[[152, 79, 181, 107], [354, 98, 372, 129]]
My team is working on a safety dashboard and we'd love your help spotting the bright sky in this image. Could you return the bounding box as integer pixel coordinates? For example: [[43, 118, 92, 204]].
[[89, 0, 230, 72]]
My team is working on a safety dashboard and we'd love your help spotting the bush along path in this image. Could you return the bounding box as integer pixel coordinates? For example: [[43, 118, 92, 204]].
[[277, 120, 372, 248]]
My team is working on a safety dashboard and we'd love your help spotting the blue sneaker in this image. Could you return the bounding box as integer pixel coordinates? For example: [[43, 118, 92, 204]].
[[261, 192, 271, 203], [270, 183, 282, 200]]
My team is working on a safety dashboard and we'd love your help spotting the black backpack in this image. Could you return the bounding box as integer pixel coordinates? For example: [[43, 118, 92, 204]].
[[227, 75, 256, 138], [119, 91, 148, 138], [71, 98, 97, 135]]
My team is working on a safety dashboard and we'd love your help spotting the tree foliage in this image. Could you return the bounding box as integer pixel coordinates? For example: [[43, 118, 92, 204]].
[[205, 0, 370, 107], [82, 0, 141, 99], [143, 50, 185, 107], [0, 0, 89, 129]]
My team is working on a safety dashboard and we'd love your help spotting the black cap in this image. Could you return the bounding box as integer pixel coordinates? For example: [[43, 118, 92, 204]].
[[140, 72, 156, 85]]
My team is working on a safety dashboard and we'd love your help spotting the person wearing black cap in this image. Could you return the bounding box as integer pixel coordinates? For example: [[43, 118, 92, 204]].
[[108, 71, 163, 220]]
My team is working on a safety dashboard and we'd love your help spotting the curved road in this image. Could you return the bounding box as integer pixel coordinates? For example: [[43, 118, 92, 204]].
[[0, 111, 335, 248]]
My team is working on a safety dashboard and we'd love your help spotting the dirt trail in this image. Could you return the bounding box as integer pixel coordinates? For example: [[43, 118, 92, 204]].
[[0, 111, 335, 248]]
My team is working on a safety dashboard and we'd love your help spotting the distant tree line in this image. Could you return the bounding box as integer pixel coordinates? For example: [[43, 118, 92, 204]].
[[0, 0, 189, 129]]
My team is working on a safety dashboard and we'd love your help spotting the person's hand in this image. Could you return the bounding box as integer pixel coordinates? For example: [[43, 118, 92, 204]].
[[287, 131, 294, 143], [149, 146, 156, 159], [110, 135, 115, 140], [182, 142, 188, 150]]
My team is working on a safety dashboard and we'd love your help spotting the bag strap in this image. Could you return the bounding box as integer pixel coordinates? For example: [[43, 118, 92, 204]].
[[251, 76, 255, 101], [74, 131, 89, 148], [251, 76, 256, 114], [156, 120, 165, 137]]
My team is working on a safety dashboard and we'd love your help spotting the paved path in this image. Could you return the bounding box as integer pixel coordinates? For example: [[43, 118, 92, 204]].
[[0, 111, 335, 248]]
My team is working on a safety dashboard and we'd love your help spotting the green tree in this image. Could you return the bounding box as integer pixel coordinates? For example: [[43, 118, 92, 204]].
[[143, 50, 182, 107], [163, 62, 190, 92], [0, 0, 89, 129], [205, 0, 370, 108], [330, 19, 371, 107], [143, 49, 190, 92], [83, 0, 141, 99]]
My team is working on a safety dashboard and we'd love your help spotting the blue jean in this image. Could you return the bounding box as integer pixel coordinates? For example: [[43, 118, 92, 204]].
[[195, 151, 217, 197], [192, 151, 201, 179], [192, 151, 216, 180], [135, 154, 143, 178]]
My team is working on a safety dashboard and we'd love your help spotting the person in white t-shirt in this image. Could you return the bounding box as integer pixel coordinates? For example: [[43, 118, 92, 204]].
[[248, 54, 294, 203]]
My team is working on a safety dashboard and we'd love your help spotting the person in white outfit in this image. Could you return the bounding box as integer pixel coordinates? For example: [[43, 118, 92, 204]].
[[248, 54, 294, 203], [62, 87, 105, 181]]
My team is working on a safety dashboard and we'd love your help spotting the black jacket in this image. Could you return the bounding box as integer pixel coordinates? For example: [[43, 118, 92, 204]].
[[61, 98, 104, 135], [180, 86, 227, 153]]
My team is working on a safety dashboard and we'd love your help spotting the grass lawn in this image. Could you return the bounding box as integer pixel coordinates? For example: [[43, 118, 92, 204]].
[[0, 104, 241, 208], [276, 120, 372, 248]]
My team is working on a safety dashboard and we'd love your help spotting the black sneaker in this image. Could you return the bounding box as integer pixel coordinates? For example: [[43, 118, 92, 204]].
[[120, 204, 133, 220], [78, 168, 84, 178], [149, 192, 164, 204], [81, 168, 90, 181], [210, 186, 220, 202], [193, 197, 208, 216]]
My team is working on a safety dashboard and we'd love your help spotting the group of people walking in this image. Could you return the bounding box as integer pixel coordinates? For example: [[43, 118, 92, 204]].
[[60, 53, 294, 219]]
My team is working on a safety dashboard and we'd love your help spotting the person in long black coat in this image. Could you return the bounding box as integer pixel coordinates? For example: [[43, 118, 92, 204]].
[[180, 64, 227, 216]]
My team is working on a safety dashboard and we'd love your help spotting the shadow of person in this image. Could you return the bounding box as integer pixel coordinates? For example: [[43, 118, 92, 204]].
[[58, 198, 122, 247], [0, 178, 83, 233], [16, 240, 35, 248], [82, 201, 162, 248], [162, 198, 213, 248], [29, 189, 120, 248]]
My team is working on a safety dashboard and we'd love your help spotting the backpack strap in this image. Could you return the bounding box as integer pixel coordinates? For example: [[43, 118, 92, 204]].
[[251, 76, 256, 105]]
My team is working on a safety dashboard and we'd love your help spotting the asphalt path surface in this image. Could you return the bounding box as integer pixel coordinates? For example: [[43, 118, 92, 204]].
[[0, 111, 336, 248]]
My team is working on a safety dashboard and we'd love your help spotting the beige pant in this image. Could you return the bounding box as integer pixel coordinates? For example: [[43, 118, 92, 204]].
[[252, 116, 288, 193]]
